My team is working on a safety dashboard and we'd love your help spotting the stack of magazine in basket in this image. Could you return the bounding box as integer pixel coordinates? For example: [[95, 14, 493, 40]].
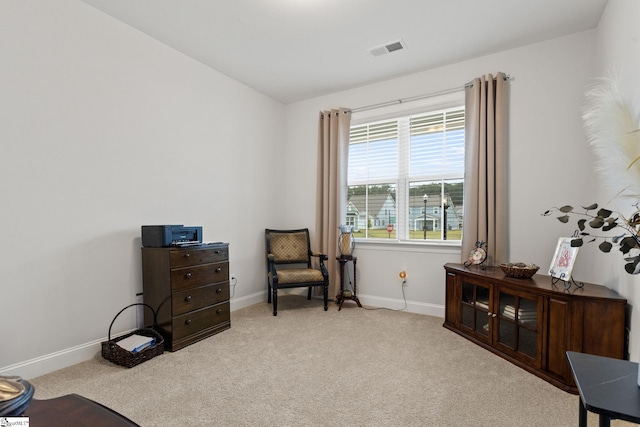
[[116, 333, 156, 353]]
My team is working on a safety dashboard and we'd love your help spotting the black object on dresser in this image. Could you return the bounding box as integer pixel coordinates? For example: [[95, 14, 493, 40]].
[[142, 243, 230, 351]]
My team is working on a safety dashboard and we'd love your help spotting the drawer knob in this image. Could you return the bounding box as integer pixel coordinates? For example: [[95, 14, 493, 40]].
[[215, 250, 220, 254], [216, 288, 223, 293], [184, 253, 190, 258], [185, 272, 192, 279], [216, 309, 223, 314], [185, 295, 192, 302], [215, 267, 222, 273], [185, 319, 192, 325]]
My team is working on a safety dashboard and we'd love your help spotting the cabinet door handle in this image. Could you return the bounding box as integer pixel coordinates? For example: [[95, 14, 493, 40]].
[[185, 319, 192, 325], [216, 288, 223, 293], [492, 313, 497, 318], [215, 267, 222, 273], [185, 295, 192, 302], [487, 312, 492, 316], [185, 272, 192, 279]]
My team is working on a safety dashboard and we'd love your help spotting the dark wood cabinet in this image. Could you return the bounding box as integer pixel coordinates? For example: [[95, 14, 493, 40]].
[[444, 263, 627, 393], [142, 244, 230, 351]]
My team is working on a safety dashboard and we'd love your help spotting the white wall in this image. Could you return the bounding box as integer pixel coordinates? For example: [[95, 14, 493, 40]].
[[284, 31, 598, 313], [4, 0, 634, 379], [592, 0, 640, 361], [0, 0, 283, 378]]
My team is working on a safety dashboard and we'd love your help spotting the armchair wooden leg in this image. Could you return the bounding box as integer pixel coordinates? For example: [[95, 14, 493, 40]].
[[323, 284, 328, 311], [267, 281, 272, 303], [272, 287, 278, 316], [307, 287, 312, 300]]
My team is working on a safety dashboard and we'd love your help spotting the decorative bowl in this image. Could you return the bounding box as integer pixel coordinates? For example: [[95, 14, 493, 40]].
[[500, 262, 539, 279]]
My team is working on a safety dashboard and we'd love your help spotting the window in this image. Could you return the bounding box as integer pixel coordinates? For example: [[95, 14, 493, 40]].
[[347, 106, 464, 242]]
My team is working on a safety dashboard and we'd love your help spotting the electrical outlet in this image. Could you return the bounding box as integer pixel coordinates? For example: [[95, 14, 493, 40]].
[[230, 273, 237, 283]]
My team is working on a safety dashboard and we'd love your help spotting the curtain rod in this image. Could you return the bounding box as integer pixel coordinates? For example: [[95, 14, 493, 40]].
[[351, 74, 512, 114]]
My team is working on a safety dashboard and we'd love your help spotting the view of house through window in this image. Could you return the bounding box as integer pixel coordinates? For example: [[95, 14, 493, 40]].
[[347, 106, 464, 242]]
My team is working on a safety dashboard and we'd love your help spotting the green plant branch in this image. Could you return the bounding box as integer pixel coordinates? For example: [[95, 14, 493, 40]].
[[542, 203, 640, 274]]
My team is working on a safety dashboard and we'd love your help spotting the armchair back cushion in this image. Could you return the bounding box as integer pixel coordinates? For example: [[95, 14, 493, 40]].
[[269, 231, 310, 265]]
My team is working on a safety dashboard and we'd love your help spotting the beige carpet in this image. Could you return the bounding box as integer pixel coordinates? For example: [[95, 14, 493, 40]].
[[30, 296, 632, 426]]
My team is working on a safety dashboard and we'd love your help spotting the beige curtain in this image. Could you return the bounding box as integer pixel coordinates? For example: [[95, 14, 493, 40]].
[[316, 108, 352, 300], [462, 73, 509, 266]]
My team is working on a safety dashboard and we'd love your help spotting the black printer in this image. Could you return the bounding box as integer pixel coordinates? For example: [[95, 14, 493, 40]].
[[141, 225, 203, 247]]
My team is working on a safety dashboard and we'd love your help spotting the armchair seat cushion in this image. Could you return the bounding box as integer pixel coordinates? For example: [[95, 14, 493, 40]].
[[275, 268, 324, 284]]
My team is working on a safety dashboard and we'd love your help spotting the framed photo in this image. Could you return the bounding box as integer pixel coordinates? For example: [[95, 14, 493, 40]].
[[548, 237, 580, 281]]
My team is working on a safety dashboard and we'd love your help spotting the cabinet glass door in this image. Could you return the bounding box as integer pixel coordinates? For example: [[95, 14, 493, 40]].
[[460, 280, 491, 340], [496, 289, 539, 361]]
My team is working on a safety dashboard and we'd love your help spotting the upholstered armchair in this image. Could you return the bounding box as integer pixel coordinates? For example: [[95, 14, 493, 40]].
[[265, 228, 329, 316]]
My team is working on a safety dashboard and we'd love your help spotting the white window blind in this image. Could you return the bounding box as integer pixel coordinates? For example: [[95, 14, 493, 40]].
[[348, 120, 398, 183], [347, 106, 464, 242], [409, 109, 465, 179]]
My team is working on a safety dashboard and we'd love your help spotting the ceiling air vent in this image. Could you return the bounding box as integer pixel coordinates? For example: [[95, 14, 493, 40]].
[[367, 39, 406, 57]]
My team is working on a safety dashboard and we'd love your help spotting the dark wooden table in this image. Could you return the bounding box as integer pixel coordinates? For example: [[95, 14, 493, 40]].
[[566, 351, 640, 427], [24, 393, 140, 426]]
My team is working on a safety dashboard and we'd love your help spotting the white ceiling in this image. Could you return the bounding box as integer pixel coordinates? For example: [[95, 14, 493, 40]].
[[81, 0, 608, 104]]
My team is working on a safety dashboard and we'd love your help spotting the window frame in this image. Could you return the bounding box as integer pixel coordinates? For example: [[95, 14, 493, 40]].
[[346, 91, 465, 246]]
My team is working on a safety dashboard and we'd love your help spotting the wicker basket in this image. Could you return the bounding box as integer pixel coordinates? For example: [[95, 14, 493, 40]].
[[500, 263, 539, 279], [101, 303, 164, 368]]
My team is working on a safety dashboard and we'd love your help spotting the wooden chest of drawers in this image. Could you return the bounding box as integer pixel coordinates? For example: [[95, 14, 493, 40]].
[[141, 243, 230, 351]]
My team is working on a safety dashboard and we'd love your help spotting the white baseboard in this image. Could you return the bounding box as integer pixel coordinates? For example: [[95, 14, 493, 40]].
[[1, 291, 441, 380], [229, 291, 265, 311], [0, 336, 110, 380], [357, 293, 445, 317], [1, 294, 267, 380], [308, 292, 443, 317]]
